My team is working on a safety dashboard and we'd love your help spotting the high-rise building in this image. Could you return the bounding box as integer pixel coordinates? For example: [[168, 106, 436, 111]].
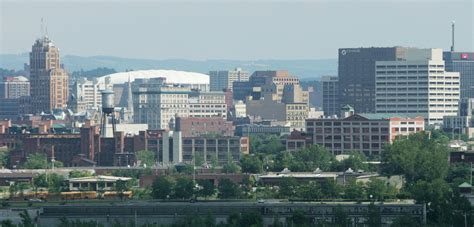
[[338, 47, 405, 113], [68, 78, 106, 112], [443, 52, 474, 99], [321, 76, 339, 116], [209, 68, 249, 91], [29, 36, 69, 113], [375, 48, 460, 125], [0, 76, 30, 99]]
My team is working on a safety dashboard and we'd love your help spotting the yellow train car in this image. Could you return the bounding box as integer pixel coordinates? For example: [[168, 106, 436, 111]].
[[60, 191, 97, 200]]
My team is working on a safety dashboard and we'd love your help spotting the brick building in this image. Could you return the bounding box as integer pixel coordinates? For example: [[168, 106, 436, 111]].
[[175, 116, 234, 137], [304, 113, 424, 155]]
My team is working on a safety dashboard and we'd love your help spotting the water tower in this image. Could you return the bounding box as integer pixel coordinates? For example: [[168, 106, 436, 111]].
[[100, 89, 116, 137]]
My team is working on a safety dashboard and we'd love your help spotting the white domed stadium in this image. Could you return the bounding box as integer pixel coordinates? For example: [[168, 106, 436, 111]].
[[98, 69, 209, 85]]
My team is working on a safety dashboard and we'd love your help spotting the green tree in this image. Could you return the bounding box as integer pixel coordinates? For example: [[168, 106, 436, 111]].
[[19, 210, 34, 227], [0, 219, 14, 227], [223, 161, 241, 174], [298, 181, 322, 200], [152, 176, 174, 199], [135, 150, 155, 168], [47, 173, 66, 194], [366, 178, 388, 201], [173, 176, 194, 199], [278, 177, 298, 199], [217, 179, 241, 199], [0, 147, 10, 168], [22, 153, 48, 169], [9, 183, 18, 198], [197, 179, 215, 198], [381, 132, 449, 182], [320, 179, 342, 199], [333, 151, 369, 172], [290, 145, 334, 172], [258, 135, 285, 154], [240, 154, 263, 173], [344, 179, 366, 200], [115, 179, 129, 200], [17, 182, 30, 198], [69, 170, 93, 178]]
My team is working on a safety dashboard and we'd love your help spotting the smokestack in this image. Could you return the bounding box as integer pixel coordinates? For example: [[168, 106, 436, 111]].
[[451, 21, 455, 52]]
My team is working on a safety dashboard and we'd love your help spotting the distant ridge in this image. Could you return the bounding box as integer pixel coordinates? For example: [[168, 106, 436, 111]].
[[0, 54, 337, 79]]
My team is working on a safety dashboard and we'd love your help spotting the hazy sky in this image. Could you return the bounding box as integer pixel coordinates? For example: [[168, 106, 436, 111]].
[[1, 0, 473, 60]]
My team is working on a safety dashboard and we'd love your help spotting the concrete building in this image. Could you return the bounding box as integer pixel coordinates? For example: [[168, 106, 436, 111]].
[[182, 136, 249, 165], [68, 78, 107, 112], [233, 70, 307, 103], [444, 52, 474, 99], [339, 47, 405, 113], [133, 79, 191, 129], [321, 76, 339, 116], [29, 36, 69, 113], [246, 95, 308, 131], [209, 68, 249, 91], [305, 113, 425, 155], [375, 48, 460, 126], [188, 91, 227, 118], [0, 76, 30, 99]]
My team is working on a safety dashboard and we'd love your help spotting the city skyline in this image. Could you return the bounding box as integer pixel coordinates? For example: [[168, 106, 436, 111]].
[[1, 0, 473, 60]]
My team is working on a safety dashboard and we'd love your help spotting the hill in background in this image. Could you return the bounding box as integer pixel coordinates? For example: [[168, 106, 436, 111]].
[[0, 54, 337, 79]]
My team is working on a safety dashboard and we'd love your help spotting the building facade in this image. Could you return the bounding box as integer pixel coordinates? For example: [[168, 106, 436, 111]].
[[321, 76, 339, 116], [338, 47, 404, 113], [375, 48, 460, 125], [29, 36, 69, 113], [209, 68, 249, 91], [444, 52, 474, 99], [181, 136, 249, 165], [133, 78, 227, 129], [305, 113, 424, 155], [175, 116, 234, 137], [0, 76, 30, 99], [68, 78, 106, 112]]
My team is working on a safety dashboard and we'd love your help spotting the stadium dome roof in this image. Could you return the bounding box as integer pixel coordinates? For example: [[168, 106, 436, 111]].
[[98, 70, 209, 85]]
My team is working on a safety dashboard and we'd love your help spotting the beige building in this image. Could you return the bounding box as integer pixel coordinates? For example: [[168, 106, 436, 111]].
[[246, 94, 308, 131], [29, 36, 69, 113], [209, 68, 249, 91]]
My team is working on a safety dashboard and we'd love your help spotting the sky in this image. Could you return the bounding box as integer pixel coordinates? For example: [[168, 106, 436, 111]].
[[0, 0, 473, 60]]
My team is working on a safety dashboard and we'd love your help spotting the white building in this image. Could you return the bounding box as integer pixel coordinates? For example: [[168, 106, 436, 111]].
[[189, 91, 227, 118], [233, 100, 247, 118], [133, 80, 227, 129], [375, 48, 460, 126], [69, 78, 108, 112], [209, 68, 249, 91]]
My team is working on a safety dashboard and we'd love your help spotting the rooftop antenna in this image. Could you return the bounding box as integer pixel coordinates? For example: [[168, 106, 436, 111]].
[[451, 20, 455, 52], [40, 17, 44, 37]]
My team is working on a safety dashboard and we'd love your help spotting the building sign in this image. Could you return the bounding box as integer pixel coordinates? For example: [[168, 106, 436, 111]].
[[461, 53, 469, 59]]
